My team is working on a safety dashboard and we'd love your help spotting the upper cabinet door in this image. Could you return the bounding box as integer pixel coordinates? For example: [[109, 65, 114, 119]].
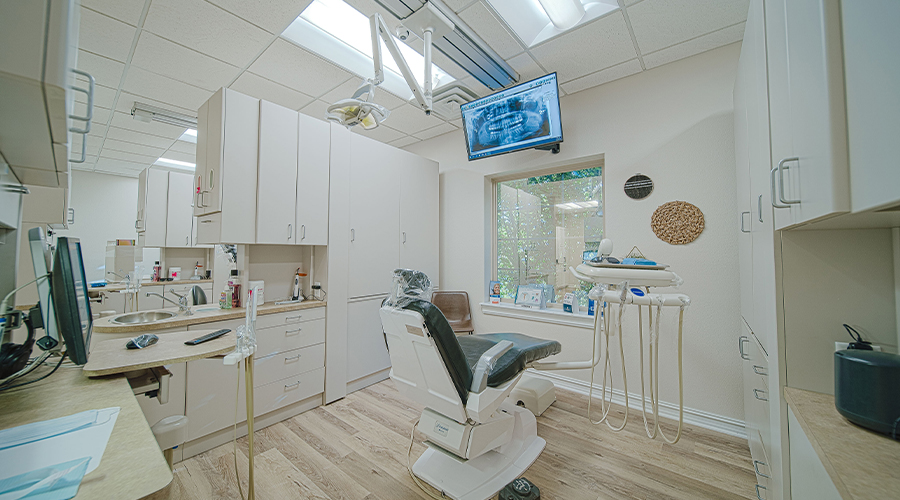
[[296, 114, 330, 246], [399, 154, 439, 287], [142, 168, 169, 248], [193, 100, 209, 218], [256, 100, 298, 244], [348, 135, 400, 298], [165, 172, 194, 248], [766, 0, 849, 229], [734, 28, 755, 327], [136, 168, 148, 232]]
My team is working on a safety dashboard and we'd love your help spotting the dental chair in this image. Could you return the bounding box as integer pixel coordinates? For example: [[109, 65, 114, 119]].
[[380, 270, 561, 500]]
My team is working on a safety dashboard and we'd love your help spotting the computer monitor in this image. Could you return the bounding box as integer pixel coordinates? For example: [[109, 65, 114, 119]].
[[27, 227, 60, 349], [51, 237, 92, 365]]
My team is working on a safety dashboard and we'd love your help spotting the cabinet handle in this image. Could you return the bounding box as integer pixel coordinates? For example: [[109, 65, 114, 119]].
[[753, 365, 767, 376], [200, 218, 213, 223], [66, 208, 74, 225], [68, 69, 94, 134], [2, 184, 30, 194], [770, 166, 790, 209], [777, 157, 800, 205], [755, 484, 767, 500], [285, 381, 301, 389], [288, 223, 292, 241], [753, 460, 770, 478], [286, 314, 303, 322], [285, 327, 302, 336], [740, 212, 750, 233], [350, 228, 355, 242], [739, 336, 750, 360], [300, 224, 305, 240], [284, 354, 301, 361], [70, 132, 87, 163], [757, 195, 763, 223], [185, 236, 189, 245], [753, 388, 768, 402]]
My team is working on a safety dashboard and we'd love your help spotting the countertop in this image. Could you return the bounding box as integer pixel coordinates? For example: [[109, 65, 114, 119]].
[[784, 387, 900, 500], [92, 300, 326, 334], [92, 279, 213, 292], [84, 329, 236, 377], [0, 368, 172, 499]]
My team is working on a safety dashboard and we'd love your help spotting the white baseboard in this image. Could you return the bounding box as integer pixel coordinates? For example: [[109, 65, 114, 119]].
[[346, 368, 390, 394], [525, 369, 747, 439]]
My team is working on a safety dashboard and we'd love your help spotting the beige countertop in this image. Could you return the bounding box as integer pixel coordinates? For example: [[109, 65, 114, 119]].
[[0, 368, 172, 499], [84, 329, 236, 377], [93, 279, 213, 292], [784, 387, 900, 500], [92, 300, 326, 334]]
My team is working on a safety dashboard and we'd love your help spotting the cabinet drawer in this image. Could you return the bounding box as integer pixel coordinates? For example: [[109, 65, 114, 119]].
[[253, 343, 324, 388], [749, 429, 772, 499], [254, 366, 324, 415], [256, 307, 325, 330], [256, 318, 324, 358], [195, 212, 221, 244]]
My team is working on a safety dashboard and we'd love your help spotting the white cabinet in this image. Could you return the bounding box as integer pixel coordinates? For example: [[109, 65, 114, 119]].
[[0, 164, 24, 229], [842, 1, 900, 213], [136, 167, 169, 248], [399, 156, 439, 286], [347, 296, 391, 383], [194, 88, 259, 244], [21, 183, 71, 228], [295, 114, 330, 245], [787, 408, 842, 500], [349, 136, 400, 298], [765, 0, 849, 229], [256, 100, 298, 244], [165, 172, 194, 248]]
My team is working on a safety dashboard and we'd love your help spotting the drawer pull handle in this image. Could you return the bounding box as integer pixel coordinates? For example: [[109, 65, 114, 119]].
[[755, 484, 767, 500], [739, 336, 750, 360], [285, 328, 302, 336], [753, 389, 768, 402], [285, 381, 301, 389], [753, 365, 768, 376], [753, 460, 770, 478], [284, 354, 301, 361], [286, 315, 303, 322]]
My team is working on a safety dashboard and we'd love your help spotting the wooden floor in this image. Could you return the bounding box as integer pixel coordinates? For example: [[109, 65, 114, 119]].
[[147, 381, 755, 500]]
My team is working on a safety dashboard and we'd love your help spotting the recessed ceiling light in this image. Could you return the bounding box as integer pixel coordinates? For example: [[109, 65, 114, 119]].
[[283, 0, 454, 100], [487, 0, 619, 47], [155, 157, 195, 170], [178, 128, 197, 144]]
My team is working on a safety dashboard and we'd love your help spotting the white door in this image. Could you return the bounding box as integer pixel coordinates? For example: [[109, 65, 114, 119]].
[[766, 0, 849, 228], [136, 169, 148, 232], [256, 100, 298, 244], [348, 136, 400, 298], [295, 114, 329, 246], [346, 296, 391, 384], [399, 154, 439, 286], [165, 172, 193, 248], [734, 25, 754, 326]]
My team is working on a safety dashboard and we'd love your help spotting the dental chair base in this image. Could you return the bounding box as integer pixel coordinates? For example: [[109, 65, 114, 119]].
[[414, 401, 545, 500], [508, 377, 556, 417]]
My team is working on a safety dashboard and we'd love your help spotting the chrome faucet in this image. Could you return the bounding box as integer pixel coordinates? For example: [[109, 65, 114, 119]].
[[146, 290, 193, 315]]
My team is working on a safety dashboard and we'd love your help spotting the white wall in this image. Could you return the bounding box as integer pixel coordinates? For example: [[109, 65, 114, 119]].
[[408, 43, 744, 421]]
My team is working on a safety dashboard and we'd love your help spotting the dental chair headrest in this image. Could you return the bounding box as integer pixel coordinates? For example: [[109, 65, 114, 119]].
[[385, 269, 434, 309]]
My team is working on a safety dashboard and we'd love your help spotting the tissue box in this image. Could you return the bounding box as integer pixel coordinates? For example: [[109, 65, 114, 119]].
[[248, 280, 265, 305], [562, 293, 579, 313]]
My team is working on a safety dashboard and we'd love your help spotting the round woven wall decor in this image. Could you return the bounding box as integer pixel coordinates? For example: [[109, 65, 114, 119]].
[[651, 201, 705, 245]]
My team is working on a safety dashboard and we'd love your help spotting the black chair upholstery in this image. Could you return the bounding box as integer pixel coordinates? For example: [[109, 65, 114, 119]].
[[402, 300, 561, 404]]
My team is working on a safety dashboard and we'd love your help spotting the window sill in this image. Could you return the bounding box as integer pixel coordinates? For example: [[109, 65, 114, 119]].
[[480, 302, 595, 329]]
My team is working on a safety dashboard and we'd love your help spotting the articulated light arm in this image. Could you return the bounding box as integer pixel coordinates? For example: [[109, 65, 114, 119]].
[[369, 13, 432, 114]]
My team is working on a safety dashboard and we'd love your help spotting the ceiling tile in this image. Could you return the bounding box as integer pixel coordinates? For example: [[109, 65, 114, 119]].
[[444, 0, 477, 12], [143, 0, 273, 68], [207, 0, 313, 34], [449, 118, 462, 128], [130, 32, 241, 91], [459, 76, 491, 98], [71, 134, 102, 156], [352, 124, 406, 143], [506, 53, 547, 83], [159, 150, 196, 164], [86, 124, 109, 140], [458, 2, 525, 59], [377, 89, 413, 110], [560, 58, 643, 94], [121, 68, 213, 113], [250, 39, 353, 97], [319, 79, 409, 110], [642, 23, 744, 69], [75, 50, 125, 89], [81, 0, 144, 26], [167, 140, 197, 155], [71, 163, 96, 172], [530, 11, 637, 82], [94, 157, 151, 172], [110, 111, 186, 139], [100, 148, 159, 164], [626, 0, 749, 54], [624, 0, 643, 5], [413, 122, 458, 141], [231, 72, 314, 110], [382, 104, 445, 135], [74, 84, 117, 110], [299, 100, 331, 121], [389, 136, 420, 148], [105, 126, 180, 149], [71, 102, 111, 126], [78, 7, 136, 62], [102, 139, 167, 157]]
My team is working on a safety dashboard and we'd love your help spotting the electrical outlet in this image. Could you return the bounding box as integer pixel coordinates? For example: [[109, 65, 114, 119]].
[[835, 342, 883, 352]]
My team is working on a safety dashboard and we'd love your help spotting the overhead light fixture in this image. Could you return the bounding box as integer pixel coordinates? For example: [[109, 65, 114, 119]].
[[326, 81, 390, 129], [537, 0, 585, 30], [131, 102, 198, 129], [154, 157, 195, 170], [178, 129, 198, 144]]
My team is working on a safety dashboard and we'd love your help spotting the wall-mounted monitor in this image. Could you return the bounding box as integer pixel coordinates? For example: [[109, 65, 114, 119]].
[[460, 73, 563, 161], [51, 237, 92, 365]]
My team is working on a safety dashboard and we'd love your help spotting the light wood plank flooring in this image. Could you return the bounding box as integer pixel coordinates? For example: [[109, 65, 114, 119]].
[[147, 381, 755, 499]]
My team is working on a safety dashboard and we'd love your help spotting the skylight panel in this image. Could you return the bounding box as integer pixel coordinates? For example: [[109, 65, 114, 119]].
[[487, 0, 619, 47]]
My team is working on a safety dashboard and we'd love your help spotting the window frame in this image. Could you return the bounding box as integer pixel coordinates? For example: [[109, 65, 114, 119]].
[[489, 158, 606, 309]]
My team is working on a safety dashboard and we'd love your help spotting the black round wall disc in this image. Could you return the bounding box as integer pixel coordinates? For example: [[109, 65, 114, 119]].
[[624, 174, 653, 200]]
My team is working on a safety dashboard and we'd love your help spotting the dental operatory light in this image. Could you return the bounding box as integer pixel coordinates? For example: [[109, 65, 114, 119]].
[[131, 102, 197, 129], [326, 80, 390, 129], [487, 0, 619, 47]]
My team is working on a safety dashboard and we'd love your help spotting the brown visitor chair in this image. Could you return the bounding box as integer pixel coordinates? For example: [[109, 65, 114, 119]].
[[431, 290, 474, 334]]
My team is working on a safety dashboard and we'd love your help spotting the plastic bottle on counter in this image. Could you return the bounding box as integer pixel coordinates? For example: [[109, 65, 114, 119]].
[[151, 261, 161, 282], [229, 269, 241, 308]]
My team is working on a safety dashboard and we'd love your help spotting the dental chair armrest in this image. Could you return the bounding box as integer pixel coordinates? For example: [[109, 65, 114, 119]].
[[470, 340, 513, 393]]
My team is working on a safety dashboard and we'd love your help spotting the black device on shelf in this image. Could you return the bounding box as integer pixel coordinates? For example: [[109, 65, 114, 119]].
[[50, 237, 92, 365]]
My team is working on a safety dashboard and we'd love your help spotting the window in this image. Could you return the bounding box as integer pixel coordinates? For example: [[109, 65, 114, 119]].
[[494, 164, 604, 306]]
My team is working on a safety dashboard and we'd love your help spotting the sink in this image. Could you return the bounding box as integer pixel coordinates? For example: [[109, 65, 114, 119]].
[[193, 307, 221, 313], [110, 311, 177, 325]]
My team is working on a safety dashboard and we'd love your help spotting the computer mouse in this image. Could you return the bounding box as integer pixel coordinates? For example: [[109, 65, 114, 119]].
[[126, 334, 159, 350]]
